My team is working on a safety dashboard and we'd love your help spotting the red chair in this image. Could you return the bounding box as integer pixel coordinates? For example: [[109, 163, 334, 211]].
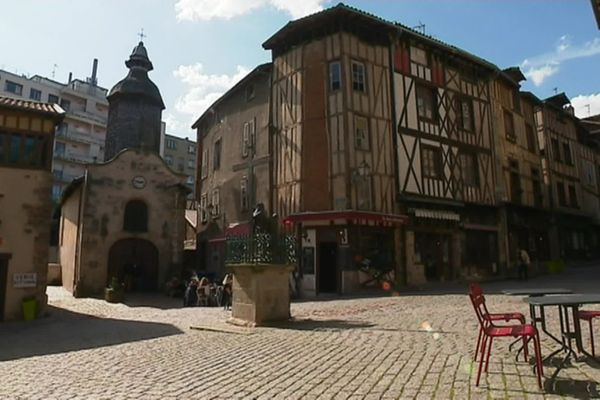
[[469, 288, 543, 388], [469, 283, 526, 362], [579, 310, 600, 357]]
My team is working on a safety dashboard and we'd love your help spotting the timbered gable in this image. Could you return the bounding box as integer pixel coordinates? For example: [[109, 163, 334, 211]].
[[393, 38, 494, 205]]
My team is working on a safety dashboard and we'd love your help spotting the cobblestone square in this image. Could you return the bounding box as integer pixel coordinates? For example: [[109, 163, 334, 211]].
[[1, 267, 599, 399]]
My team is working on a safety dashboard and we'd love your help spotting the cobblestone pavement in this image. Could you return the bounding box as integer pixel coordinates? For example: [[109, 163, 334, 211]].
[[1, 267, 599, 400]]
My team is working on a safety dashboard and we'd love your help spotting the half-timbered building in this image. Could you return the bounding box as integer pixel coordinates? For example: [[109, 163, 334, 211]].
[[536, 93, 592, 260], [391, 24, 499, 283], [491, 69, 550, 273], [193, 64, 272, 278], [263, 6, 406, 295]]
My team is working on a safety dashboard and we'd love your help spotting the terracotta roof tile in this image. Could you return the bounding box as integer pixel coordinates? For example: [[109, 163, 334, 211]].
[[0, 95, 65, 117]]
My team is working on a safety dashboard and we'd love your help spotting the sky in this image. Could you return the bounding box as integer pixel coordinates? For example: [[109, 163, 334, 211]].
[[1, 0, 599, 139]]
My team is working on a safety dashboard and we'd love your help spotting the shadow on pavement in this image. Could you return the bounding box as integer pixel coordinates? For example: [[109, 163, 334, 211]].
[[120, 293, 185, 310], [265, 318, 374, 331], [544, 377, 600, 399], [0, 305, 183, 362]]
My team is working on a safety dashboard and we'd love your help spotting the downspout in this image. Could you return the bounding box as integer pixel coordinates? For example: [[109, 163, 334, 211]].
[[73, 168, 88, 297]]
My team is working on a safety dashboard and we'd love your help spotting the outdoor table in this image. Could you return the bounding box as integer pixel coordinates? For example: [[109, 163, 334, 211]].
[[525, 294, 600, 381], [502, 288, 573, 354]]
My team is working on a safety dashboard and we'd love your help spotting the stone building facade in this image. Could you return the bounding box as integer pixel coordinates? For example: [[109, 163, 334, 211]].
[[59, 149, 188, 296], [0, 96, 64, 320], [194, 63, 272, 278]]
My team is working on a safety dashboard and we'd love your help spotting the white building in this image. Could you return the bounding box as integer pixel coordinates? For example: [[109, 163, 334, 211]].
[[0, 60, 108, 203]]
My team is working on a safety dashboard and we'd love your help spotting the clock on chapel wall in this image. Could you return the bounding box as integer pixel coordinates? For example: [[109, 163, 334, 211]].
[[132, 176, 147, 189]]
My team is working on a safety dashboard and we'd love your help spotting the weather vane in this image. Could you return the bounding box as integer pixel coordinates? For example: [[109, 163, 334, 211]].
[[138, 28, 146, 42]]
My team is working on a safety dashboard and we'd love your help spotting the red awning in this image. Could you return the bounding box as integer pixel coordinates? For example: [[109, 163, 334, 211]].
[[283, 210, 408, 226], [207, 222, 252, 243]]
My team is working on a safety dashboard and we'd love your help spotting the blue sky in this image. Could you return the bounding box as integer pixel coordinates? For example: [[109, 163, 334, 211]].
[[1, 0, 599, 138]]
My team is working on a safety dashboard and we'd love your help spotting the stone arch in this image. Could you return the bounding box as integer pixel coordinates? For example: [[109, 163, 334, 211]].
[[107, 238, 158, 292]]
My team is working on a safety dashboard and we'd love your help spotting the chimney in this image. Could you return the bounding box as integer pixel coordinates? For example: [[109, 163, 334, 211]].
[[91, 58, 98, 86], [68, 72, 72, 84]]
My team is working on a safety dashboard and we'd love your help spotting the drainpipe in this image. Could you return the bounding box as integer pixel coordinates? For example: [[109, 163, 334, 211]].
[[73, 168, 88, 296]]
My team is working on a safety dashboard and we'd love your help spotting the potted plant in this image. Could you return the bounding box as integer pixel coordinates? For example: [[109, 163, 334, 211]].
[[105, 277, 124, 303]]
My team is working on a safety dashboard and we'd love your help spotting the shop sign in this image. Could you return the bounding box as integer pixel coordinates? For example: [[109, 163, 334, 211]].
[[13, 273, 37, 288]]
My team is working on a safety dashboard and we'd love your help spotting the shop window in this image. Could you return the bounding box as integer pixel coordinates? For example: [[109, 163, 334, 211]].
[[123, 200, 148, 232]]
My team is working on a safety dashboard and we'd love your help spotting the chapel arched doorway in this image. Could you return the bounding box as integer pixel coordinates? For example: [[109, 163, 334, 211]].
[[107, 239, 159, 292]]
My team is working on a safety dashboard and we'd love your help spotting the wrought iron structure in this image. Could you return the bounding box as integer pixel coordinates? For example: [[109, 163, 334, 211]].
[[225, 231, 297, 265]]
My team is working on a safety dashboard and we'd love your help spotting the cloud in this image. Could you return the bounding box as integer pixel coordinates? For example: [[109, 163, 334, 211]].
[[571, 93, 600, 118], [175, 0, 325, 21], [170, 63, 251, 132], [521, 36, 600, 86]]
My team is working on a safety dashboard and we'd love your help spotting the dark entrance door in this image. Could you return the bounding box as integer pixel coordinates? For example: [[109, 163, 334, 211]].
[[318, 242, 337, 293], [0, 255, 9, 321], [108, 239, 159, 292]]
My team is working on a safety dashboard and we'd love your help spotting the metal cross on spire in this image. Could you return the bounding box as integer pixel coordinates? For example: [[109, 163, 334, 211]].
[[138, 28, 146, 42]]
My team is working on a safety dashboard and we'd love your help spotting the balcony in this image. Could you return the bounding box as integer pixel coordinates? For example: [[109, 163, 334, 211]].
[[67, 109, 107, 126], [56, 127, 104, 146], [53, 151, 98, 164]]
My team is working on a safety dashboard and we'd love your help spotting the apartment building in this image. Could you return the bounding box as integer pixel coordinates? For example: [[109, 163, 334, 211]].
[[0, 60, 108, 203], [160, 133, 197, 197]]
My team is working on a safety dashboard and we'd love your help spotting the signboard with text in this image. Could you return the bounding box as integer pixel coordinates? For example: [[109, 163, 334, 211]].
[[13, 273, 37, 288]]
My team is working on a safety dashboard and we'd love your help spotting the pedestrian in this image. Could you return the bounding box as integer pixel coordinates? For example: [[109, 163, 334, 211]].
[[222, 273, 233, 310], [518, 248, 530, 281]]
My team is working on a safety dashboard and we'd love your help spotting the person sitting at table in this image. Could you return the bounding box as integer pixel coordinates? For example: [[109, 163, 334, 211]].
[[518, 247, 530, 281], [196, 277, 210, 306]]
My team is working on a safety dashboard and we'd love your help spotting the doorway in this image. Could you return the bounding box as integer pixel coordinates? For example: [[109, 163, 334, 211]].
[[415, 233, 452, 281], [318, 242, 338, 293], [0, 255, 9, 321], [108, 239, 159, 292]]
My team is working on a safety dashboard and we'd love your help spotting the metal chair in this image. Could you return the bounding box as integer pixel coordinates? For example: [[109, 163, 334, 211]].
[[579, 310, 600, 357]]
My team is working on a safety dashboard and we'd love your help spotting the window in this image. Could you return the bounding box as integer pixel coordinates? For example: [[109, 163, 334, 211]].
[[461, 153, 479, 187], [525, 124, 536, 153], [29, 88, 41, 101], [165, 155, 173, 165], [187, 145, 195, 154], [329, 61, 341, 91], [410, 46, 429, 66], [356, 175, 372, 210], [457, 97, 474, 132], [200, 194, 208, 223], [186, 176, 194, 185], [509, 160, 521, 204], [213, 139, 221, 170], [557, 182, 566, 207], [246, 84, 255, 101], [201, 149, 208, 178], [60, 99, 71, 111], [416, 85, 437, 121], [166, 138, 177, 150], [421, 145, 443, 179], [211, 189, 220, 217], [123, 200, 148, 232], [551, 139, 561, 162], [512, 90, 521, 113], [242, 119, 255, 158], [351, 61, 366, 92], [504, 110, 515, 141], [187, 159, 194, 169], [5, 80, 23, 95], [354, 116, 369, 150], [568, 185, 578, 208], [240, 177, 249, 211], [48, 94, 59, 104], [531, 168, 543, 207], [562, 142, 573, 165]]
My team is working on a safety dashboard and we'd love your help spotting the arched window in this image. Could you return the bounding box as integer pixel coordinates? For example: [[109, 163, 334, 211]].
[[123, 200, 148, 232]]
